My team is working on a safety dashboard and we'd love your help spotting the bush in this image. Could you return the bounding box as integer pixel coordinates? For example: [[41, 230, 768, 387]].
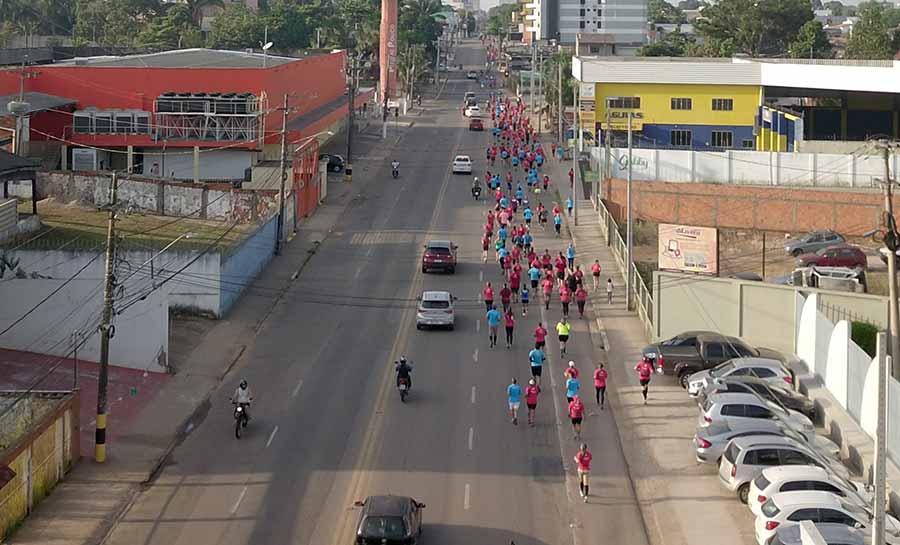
[[851, 321, 879, 358]]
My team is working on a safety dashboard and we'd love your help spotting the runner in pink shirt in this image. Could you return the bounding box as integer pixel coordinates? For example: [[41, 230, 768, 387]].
[[541, 277, 554, 310], [509, 269, 521, 302], [574, 443, 593, 501], [593, 363, 608, 409], [559, 285, 572, 317], [482, 282, 494, 312], [575, 286, 588, 318], [533, 322, 548, 349], [525, 379, 541, 426], [591, 259, 602, 290], [635, 357, 654, 404], [568, 395, 585, 439]]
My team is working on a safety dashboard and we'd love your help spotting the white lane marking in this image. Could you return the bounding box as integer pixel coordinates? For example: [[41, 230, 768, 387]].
[[231, 486, 247, 514], [463, 483, 471, 510], [479, 270, 483, 282], [354, 266, 363, 279], [266, 425, 279, 448], [471, 386, 476, 404], [476, 320, 480, 333], [292, 380, 304, 398], [468, 427, 474, 450], [472, 348, 479, 362]]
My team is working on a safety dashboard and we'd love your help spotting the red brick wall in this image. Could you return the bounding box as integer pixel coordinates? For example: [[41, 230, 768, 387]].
[[605, 179, 884, 236]]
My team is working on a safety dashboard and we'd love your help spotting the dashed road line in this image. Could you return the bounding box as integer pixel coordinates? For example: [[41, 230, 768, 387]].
[[463, 483, 471, 510], [471, 385, 476, 404], [476, 319, 480, 333], [231, 486, 247, 514], [472, 348, 479, 363], [292, 379, 304, 398], [266, 426, 279, 448], [468, 427, 474, 450]]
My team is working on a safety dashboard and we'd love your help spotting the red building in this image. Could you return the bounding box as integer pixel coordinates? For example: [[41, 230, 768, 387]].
[[0, 48, 363, 181]]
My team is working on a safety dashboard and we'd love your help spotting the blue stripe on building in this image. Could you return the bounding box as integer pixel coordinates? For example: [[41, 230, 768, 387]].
[[640, 124, 756, 151]]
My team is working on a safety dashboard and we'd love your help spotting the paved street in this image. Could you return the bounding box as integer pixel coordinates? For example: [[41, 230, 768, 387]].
[[98, 41, 649, 545]]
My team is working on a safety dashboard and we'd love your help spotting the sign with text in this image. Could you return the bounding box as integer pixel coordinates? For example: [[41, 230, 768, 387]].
[[604, 110, 644, 131], [658, 223, 719, 276]]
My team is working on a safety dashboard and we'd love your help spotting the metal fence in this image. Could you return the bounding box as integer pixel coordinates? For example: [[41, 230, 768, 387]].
[[817, 299, 879, 327]]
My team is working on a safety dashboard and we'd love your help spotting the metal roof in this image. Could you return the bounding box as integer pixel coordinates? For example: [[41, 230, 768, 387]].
[[53, 48, 310, 69], [0, 149, 39, 177], [0, 92, 77, 115]]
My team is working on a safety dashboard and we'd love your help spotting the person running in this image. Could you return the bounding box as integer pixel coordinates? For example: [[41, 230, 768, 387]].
[[559, 284, 572, 318], [594, 363, 608, 409], [486, 305, 502, 348], [606, 278, 614, 304], [497, 247, 508, 275], [504, 309, 516, 348], [568, 394, 585, 439], [540, 249, 552, 271], [483, 282, 495, 311], [553, 213, 562, 236], [574, 443, 593, 502], [574, 265, 584, 288], [635, 357, 654, 404], [564, 360, 580, 380], [523, 205, 533, 226], [575, 285, 588, 318], [528, 263, 541, 290], [539, 207, 549, 229], [525, 379, 541, 426], [556, 317, 571, 355], [566, 196, 574, 218], [591, 259, 602, 290], [566, 243, 576, 269], [541, 276, 554, 310], [521, 285, 530, 316], [500, 283, 512, 313], [565, 372, 580, 403], [481, 234, 490, 263], [507, 378, 522, 426], [528, 346, 545, 384], [555, 253, 567, 286], [533, 322, 547, 349]]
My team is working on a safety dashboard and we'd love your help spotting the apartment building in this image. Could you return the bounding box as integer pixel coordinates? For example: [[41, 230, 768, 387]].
[[558, 0, 646, 52]]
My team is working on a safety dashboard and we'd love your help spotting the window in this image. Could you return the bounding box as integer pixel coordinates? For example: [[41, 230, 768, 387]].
[[780, 480, 814, 492], [742, 139, 755, 149], [711, 131, 733, 148], [810, 482, 843, 495], [94, 115, 112, 134], [721, 404, 743, 416], [73, 115, 91, 134], [579, 21, 585, 28], [606, 96, 640, 109], [752, 368, 776, 378], [115, 114, 133, 134], [705, 343, 725, 359], [671, 98, 692, 110], [787, 508, 821, 522], [754, 448, 781, 465], [670, 129, 692, 147], [818, 509, 855, 525], [779, 449, 814, 465], [712, 98, 734, 111], [744, 405, 773, 419], [580, 8, 585, 15]]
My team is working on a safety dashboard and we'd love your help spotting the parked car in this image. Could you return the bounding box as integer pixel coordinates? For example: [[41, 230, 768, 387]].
[[784, 230, 846, 257], [880, 247, 900, 267], [719, 436, 850, 504], [353, 495, 425, 545], [698, 393, 814, 435], [422, 240, 458, 273], [769, 523, 867, 545], [451, 155, 473, 174], [687, 358, 795, 397], [319, 153, 345, 172], [469, 118, 484, 131], [776, 266, 868, 294], [694, 421, 838, 465], [642, 332, 789, 389], [464, 91, 476, 101], [748, 465, 871, 518], [466, 70, 478, 79], [755, 491, 900, 545], [464, 105, 481, 117], [796, 245, 867, 270], [416, 291, 456, 330], [696, 376, 815, 419]]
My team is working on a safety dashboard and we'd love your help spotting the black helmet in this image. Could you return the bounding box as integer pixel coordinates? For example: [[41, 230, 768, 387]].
[[239, 379, 248, 389]]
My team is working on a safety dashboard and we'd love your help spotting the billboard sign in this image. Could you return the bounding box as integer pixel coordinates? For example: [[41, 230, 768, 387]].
[[658, 223, 719, 275]]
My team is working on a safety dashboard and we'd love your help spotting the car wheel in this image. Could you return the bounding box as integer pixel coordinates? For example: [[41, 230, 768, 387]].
[[738, 483, 750, 504], [416, 324, 422, 330], [448, 323, 455, 331], [333, 165, 342, 172], [448, 266, 455, 274], [791, 248, 803, 257], [678, 371, 691, 389], [422, 266, 427, 273]]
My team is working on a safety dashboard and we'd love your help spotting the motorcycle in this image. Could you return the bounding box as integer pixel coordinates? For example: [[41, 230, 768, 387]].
[[392, 168, 399, 179], [472, 185, 481, 200], [233, 402, 249, 438], [398, 377, 409, 402]]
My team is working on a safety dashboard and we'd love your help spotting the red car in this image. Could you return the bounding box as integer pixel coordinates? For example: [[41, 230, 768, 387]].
[[468, 118, 484, 131], [796, 245, 868, 270], [422, 240, 458, 273]]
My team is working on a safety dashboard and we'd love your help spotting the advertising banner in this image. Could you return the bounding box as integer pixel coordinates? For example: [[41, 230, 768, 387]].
[[658, 223, 719, 275]]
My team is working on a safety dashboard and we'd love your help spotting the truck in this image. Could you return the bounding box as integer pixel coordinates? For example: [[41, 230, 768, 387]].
[[641, 331, 788, 389]]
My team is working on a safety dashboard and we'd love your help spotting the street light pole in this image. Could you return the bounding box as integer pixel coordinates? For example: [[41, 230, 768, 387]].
[[878, 140, 900, 376], [573, 85, 578, 226], [626, 113, 634, 311], [557, 44, 563, 142], [874, 332, 889, 545], [275, 93, 288, 256], [346, 56, 356, 183]]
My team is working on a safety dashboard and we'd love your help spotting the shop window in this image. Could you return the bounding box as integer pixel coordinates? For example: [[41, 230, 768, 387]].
[[607, 96, 640, 109], [742, 139, 755, 149], [670, 97, 692, 111], [670, 129, 692, 147], [712, 98, 734, 111], [711, 130, 733, 148]]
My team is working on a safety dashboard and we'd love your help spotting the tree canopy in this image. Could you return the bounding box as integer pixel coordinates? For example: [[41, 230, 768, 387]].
[[648, 0, 687, 24], [693, 0, 814, 56], [845, 1, 900, 60]]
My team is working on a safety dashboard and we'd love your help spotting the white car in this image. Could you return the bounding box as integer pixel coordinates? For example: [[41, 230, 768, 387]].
[[687, 357, 794, 397], [748, 465, 871, 517], [464, 105, 481, 118], [466, 70, 478, 79], [416, 291, 456, 330], [755, 491, 900, 545], [451, 155, 473, 174], [698, 393, 814, 435]]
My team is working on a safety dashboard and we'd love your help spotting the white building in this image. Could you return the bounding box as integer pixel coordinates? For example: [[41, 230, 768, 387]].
[[558, 0, 647, 52]]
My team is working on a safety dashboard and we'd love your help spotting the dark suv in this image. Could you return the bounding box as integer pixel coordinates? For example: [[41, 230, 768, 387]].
[[353, 495, 425, 545], [422, 240, 458, 273]]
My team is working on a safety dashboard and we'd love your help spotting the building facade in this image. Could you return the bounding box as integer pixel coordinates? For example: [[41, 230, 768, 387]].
[[558, 0, 646, 51]]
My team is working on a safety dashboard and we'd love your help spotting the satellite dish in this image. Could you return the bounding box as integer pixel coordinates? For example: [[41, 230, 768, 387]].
[[262, 42, 273, 51]]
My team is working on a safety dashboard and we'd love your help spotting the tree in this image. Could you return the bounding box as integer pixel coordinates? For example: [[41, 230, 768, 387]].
[[208, 3, 262, 49], [485, 2, 517, 48], [318, 0, 380, 52], [262, 0, 318, 50], [639, 28, 695, 55], [787, 19, 832, 57], [648, 0, 687, 23], [137, 3, 203, 49], [399, 0, 444, 59], [693, 0, 813, 56], [677, 0, 703, 10], [845, 2, 896, 59], [823, 0, 844, 15], [181, 0, 223, 25], [540, 51, 575, 138]]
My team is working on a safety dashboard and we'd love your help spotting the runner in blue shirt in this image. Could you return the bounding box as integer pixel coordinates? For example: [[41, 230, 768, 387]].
[[565, 375, 581, 403], [522, 231, 533, 251], [511, 156, 519, 168], [536, 154, 544, 166], [499, 196, 509, 210], [528, 347, 545, 384], [528, 264, 541, 288], [507, 378, 522, 425], [523, 206, 533, 225], [498, 225, 508, 243], [554, 213, 563, 236], [566, 197, 574, 217], [521, 285, 530, 316], [567, 242, 576, 268], [516, 186, 524, 203], [486, 307, 502, 348]]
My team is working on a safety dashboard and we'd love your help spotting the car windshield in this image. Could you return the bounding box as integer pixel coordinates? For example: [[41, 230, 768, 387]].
[[839, 500, 870, 522], [815, 247, 833, 256], [427, 246, 451, 254], [660, 334, 693, 347], [422, 300, 449, 309], [361, 516, 407, 539], [761, 499, 781, 518], [710, 361, 736, 377]]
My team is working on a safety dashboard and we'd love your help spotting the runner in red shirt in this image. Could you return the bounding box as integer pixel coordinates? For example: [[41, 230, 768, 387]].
[[481, 234, 490, 263], [525, 379, 541, 426], [574, 443, 593, 501], [575, 286, 588, 318], [555, 254, 567, 286], [564, 360, 580, 380], [635, 357, 654, 404], [593, 363, 608, 409], [541, 277, 554, 310], [591, 259, 602, 290], [559, 285, 572, 318], [574, 265, 584, 287], [541, 249, 552, 270], [568, 394, 585, 439], [533, 322, 548, 349], [500, 283, 512, 313], [509, 269, 521, 302], [483, 282, 494, 312]]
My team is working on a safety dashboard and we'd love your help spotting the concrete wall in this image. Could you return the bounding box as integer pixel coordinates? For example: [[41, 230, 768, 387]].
[[592, 147, 891, 188], [37, 171, 278, 224], [220, 214, 276, 315], [142, 149, 253, 182]]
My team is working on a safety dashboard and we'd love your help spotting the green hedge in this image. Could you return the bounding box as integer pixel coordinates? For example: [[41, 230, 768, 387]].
[[851, 321, 879, 358]]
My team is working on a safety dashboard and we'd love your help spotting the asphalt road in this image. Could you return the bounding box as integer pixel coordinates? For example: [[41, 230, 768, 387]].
[[103, 41, 649, 545]]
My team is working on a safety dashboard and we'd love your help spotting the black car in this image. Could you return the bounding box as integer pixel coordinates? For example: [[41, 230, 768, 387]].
[[697, 376, 815, 419], [354, 495, 425, 544], [319, 153, 345, 172]]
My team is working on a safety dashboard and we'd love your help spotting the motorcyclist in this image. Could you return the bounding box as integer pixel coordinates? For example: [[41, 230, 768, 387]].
[[391, 160, 400, 174], [472, 177, 482, 196], [232, 379, 253, 422], [395, 356, 413, 390]]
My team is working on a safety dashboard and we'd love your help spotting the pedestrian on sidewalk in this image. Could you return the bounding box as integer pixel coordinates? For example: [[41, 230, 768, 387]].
[[525, 379, 541, 426], [556, 317, 571, 355], [508, 378, 522, 425], [592, 260, 602, 290], [504, 309, 516, 348], [486, 305, 501, 348], [574, 443, 593, 501], [594, 363, 608, 409], [565, 372, 581, 403], [533, 322, 548, 349], [559, 284, 572, 318], [483, 282, 495, 311], [575, 285, 588, 318], [529, 346, 545, 385], [568, 394, 585, 439], [635, 357, 654, 404], [606, 278, 614, 304], [521, 285, 530, 316]]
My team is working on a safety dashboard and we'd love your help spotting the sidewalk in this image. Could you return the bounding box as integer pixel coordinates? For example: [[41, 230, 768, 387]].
[[541, 148, 759, 545], [3, 116, 414, 545]]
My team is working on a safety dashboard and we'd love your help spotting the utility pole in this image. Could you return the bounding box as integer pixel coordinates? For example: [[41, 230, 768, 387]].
[[573, 85, 578, 226], [557, 45, 563, 142], [95, 171, 118, 463], [626, 113, 634, 311], [435, 39, 441, 84], [604, 108, 611, 203], [275, 94, 289, 256], [530, 43, 536, 118], [878, 139, 900, 377], [346, 56, 356, 183], [537, 49, 544, 135], [874, 332, 889, 545]]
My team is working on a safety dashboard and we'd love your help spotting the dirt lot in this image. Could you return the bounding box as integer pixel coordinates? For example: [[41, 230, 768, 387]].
[[628, 219, 891, 296]]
